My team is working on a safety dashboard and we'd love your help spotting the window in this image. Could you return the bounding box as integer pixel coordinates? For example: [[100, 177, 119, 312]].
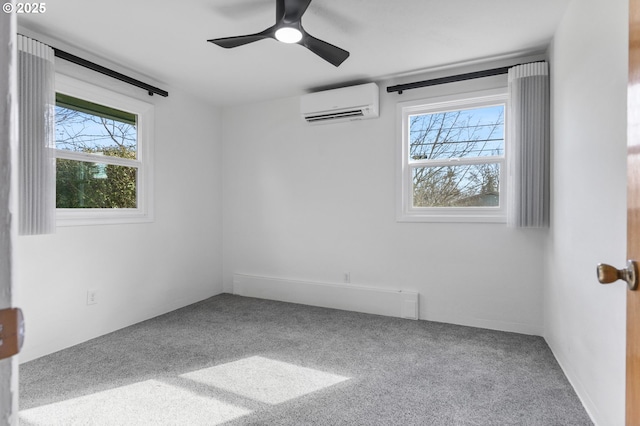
[[397, 88, 508, 222], [54, 74, 154, 225]]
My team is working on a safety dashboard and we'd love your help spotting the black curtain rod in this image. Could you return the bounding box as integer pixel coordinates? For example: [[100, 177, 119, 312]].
[[53, 48, 169, 97], [387, 66, 510, 94], [386, 61, 544, 94]]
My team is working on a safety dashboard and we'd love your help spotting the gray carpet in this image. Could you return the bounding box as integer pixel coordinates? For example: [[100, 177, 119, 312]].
[[19, 294, 593, 425]]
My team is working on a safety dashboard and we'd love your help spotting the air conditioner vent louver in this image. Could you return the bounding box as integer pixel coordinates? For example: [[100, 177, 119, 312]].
[[300, 83, 379, 125], [305, 109, 365, 123]]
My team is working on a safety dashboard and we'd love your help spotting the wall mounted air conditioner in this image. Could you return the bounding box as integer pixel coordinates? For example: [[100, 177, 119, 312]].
[[300, 82, 379, 124]]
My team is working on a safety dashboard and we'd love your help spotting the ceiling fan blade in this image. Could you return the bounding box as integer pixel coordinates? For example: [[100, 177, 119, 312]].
[[283, 0, 312, 22], [208, 28, 274, 48], [276, 0, 285, 21], [300, 33, 349, 67]]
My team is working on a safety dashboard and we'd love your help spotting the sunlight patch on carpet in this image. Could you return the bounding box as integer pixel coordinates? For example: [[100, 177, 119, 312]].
[[181, 356, 350, 404], [19, 379, 251, 426]]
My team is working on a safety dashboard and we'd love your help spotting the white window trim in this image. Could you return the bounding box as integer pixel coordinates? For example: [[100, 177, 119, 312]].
[[55, 73, 154, 226], [396, 87, 508, 223]]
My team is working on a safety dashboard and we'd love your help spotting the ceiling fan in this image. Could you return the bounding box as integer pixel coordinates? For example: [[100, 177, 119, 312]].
[[208, 0, 350, 67]]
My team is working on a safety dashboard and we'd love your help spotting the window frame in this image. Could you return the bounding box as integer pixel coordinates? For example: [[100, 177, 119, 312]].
[[55, 73, 154, 226], [396, 87, 508, 223]]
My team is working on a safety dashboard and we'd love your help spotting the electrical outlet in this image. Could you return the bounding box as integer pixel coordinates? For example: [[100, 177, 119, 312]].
[[344, 272, 351, 283], [87, 290, 98, 305]]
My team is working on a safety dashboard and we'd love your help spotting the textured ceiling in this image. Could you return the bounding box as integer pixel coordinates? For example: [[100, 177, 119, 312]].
[[18, 0, 571, 106]]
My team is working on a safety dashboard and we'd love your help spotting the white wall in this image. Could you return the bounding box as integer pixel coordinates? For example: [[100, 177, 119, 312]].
[[546, 0, 628, 424], [222, 68, 547, 335], [14, 56, 224, 362]]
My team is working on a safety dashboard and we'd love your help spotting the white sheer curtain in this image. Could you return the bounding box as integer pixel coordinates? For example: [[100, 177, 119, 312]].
[[507, 62, 550, 228], [17, 35, 56, 235]]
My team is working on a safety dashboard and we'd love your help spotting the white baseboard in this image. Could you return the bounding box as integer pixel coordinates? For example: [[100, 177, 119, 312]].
[[424, 314, 543, 336], [233, 274, 419, 320], [545, 337, 601, 426]]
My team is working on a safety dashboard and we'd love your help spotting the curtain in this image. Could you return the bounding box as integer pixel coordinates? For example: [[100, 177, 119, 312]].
[[17, 35, 56, 235], [507, 62, 550, 228]]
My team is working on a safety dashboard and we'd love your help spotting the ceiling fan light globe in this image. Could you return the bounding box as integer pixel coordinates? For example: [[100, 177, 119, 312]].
[[275, 27, 303, 43]]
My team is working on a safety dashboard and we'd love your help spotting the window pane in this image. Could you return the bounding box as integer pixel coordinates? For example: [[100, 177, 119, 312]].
[[412, 163, 500, 207], [56, 159, 138, 208], [409, 105, 504, 161], [55, 95, 137, 160]]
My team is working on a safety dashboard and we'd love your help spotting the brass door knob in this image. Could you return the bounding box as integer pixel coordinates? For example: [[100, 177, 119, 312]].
[[597, 260, 638, 291], [0, 308, 24, 360]]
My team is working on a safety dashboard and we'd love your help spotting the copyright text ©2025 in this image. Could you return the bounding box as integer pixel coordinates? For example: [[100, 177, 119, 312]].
[[3, 3, 46, 13]]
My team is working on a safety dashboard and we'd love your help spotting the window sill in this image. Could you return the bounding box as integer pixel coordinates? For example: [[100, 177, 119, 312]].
[[56, 209, 154, 227], [397, 208, 506, 223]]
